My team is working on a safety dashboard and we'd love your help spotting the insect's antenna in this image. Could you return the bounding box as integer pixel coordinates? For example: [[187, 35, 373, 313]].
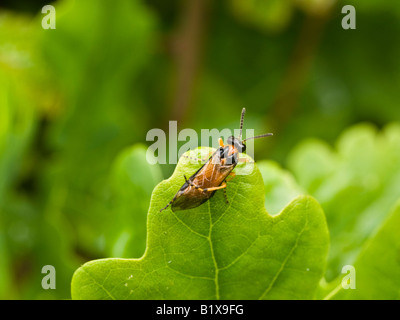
[[239, 108, 246, 140], [243, 133, 273, 142]]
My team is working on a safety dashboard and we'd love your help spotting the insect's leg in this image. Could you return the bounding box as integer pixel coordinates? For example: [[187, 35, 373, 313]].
[[223, 187, 229, 204], [184, 175, 206, 192], [184, 174, 190, 183], [184, 176, 228, 193], [160, 197, 175, 212], [225, 172, 236, 182], [223, 172, 235, 203], [201, 182, 227, 192], [184, 175, 213, 192]]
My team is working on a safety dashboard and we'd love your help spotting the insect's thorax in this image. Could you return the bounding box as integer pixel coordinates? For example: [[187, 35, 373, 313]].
[[191, 147, 237, 188]]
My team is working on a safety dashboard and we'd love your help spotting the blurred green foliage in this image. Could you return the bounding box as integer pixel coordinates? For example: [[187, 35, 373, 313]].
[[260, 123, 400, 298], [332, 201, 400, 299], [0, 0, 400, 299], [288, 123, 400, 281]]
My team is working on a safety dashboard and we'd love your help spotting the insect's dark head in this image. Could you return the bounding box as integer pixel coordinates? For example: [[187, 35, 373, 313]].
[[227, 135, 246, 153], [230, 108, 273, 153]]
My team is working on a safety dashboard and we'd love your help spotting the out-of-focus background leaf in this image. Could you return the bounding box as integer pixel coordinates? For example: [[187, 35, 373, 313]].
[[258, 160, 304, 216], [318, 200, 400, 300], [1, 0, 399, 299], [330, 200, 400, 300], [287, 123, 400, 281], [106, 144, 162, 258]]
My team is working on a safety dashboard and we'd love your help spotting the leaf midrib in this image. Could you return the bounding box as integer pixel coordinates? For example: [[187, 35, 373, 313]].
[[82, 268, 116, 300], [258, 199, 309, 300]]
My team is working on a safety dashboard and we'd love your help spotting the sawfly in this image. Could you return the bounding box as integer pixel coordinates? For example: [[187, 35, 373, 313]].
[[160, 108, 273, 212]]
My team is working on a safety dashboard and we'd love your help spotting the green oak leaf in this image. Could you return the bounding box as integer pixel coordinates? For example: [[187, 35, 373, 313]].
[[71, 148, 329, 300], [323, 200, 400, 300], [288, 123, 400, 281]]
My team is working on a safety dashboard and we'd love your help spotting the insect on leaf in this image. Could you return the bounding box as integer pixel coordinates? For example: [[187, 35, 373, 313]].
[[71, 147, 329, 300]]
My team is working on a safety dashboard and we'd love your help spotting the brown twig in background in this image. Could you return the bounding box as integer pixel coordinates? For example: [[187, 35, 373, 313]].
[[169, 0, 210, 125], [269, 10, 333, 132]]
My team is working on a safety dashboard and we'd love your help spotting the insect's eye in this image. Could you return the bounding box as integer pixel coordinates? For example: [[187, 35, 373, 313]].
[[233, 140, 246, 153]]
